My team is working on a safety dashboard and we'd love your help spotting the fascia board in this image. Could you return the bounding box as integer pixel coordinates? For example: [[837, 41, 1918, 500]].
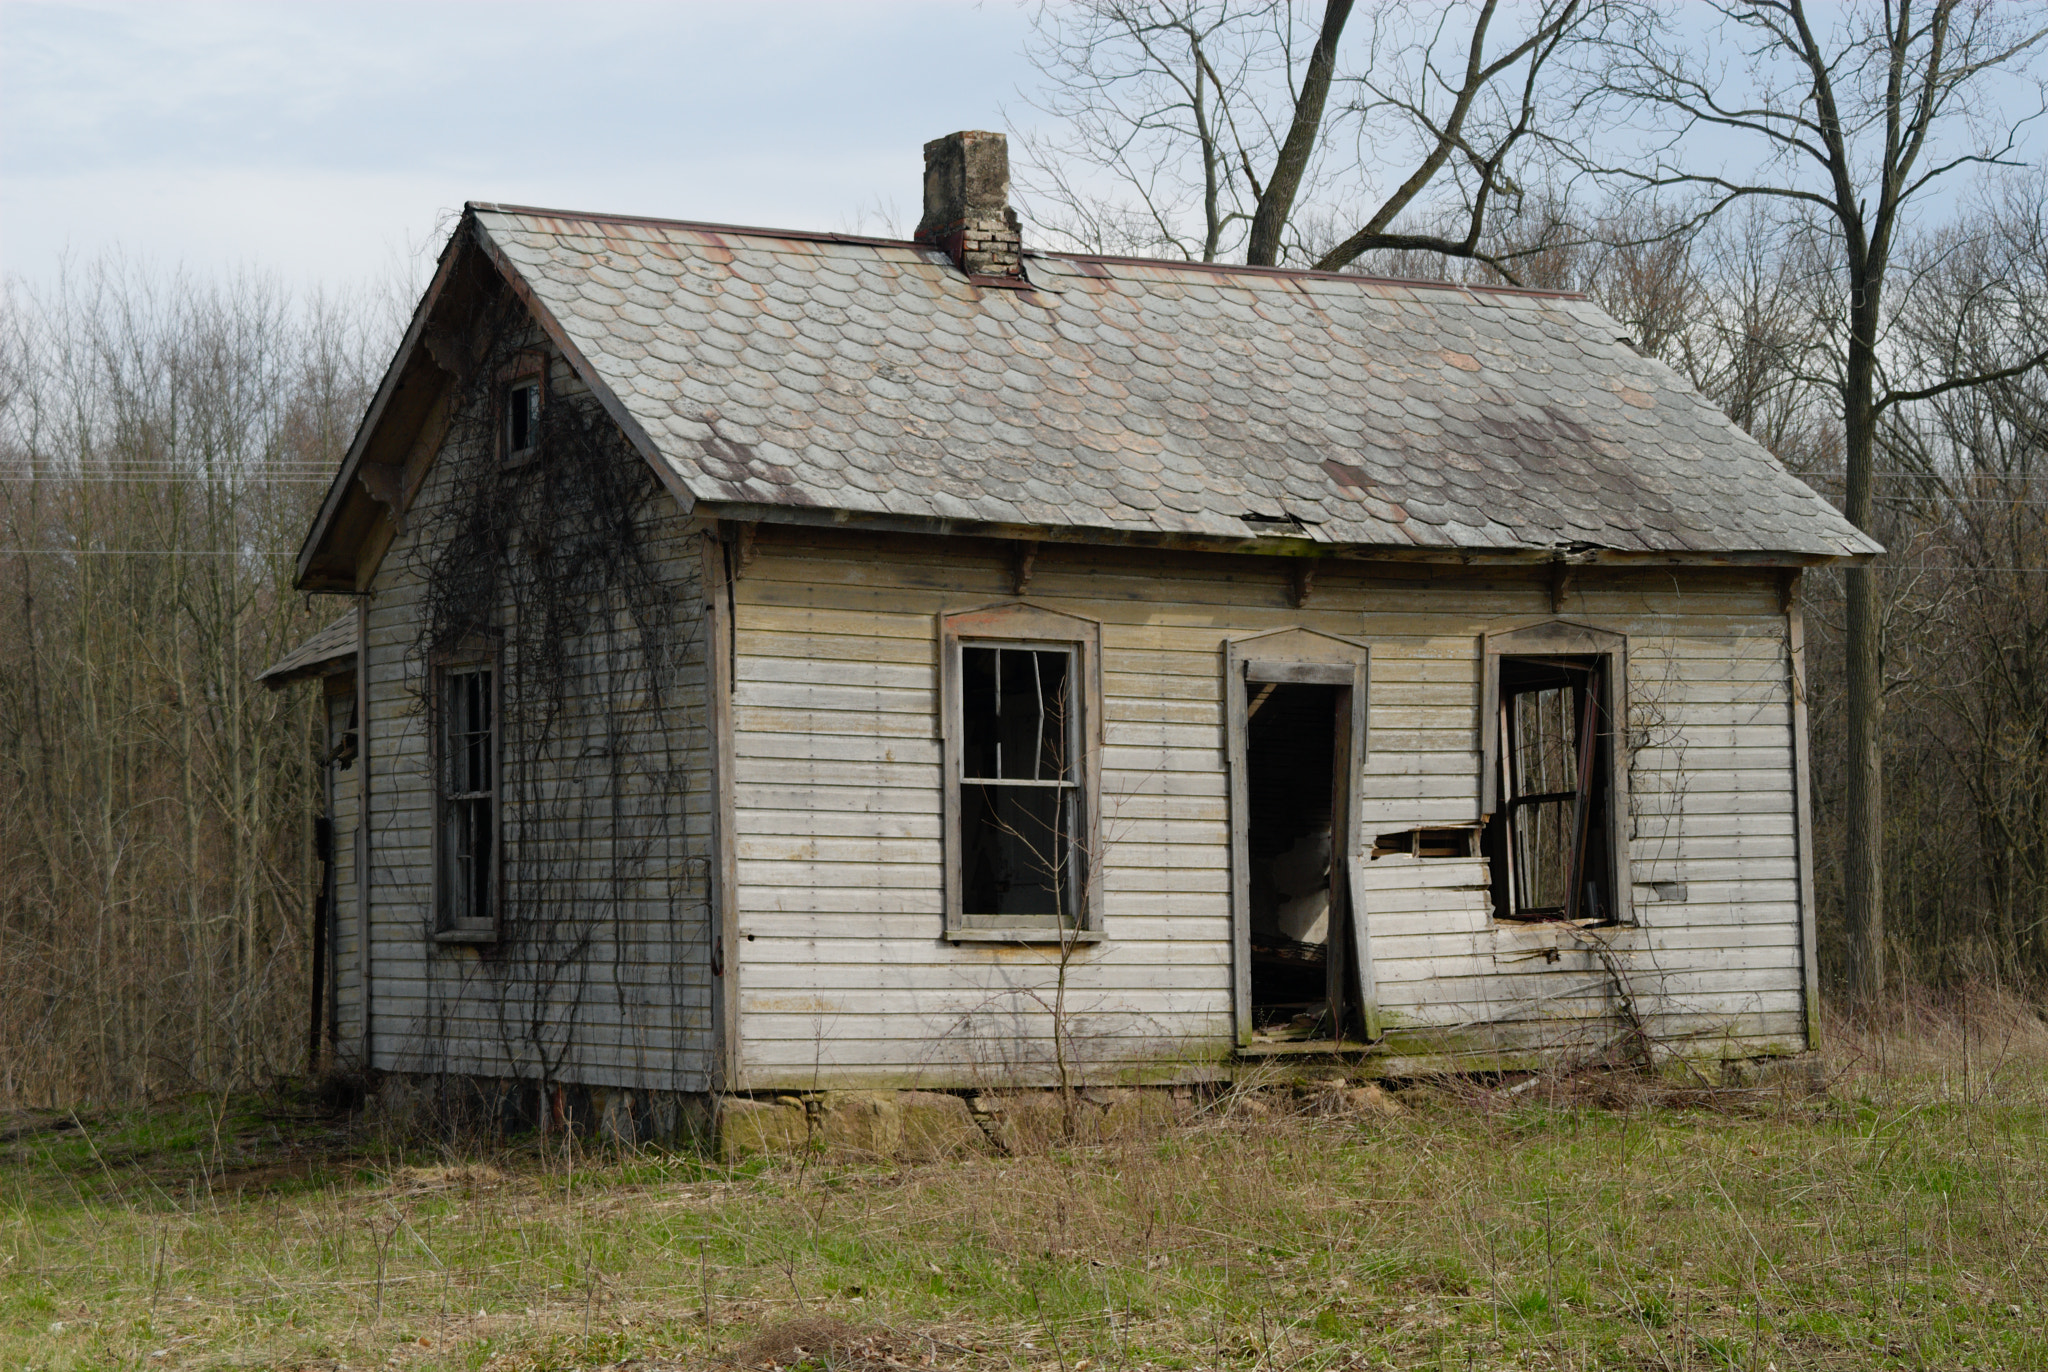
[[294, 226, 469, 589]]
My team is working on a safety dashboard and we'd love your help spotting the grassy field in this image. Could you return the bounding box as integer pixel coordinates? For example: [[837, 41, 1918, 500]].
[[4, 1002, 2045, 1371]]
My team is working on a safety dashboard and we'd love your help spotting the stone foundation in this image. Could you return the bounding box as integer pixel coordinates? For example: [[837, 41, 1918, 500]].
[[359, 1074, 1424, 1160]]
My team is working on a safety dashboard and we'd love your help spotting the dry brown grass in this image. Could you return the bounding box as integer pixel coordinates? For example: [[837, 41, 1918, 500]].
[[4, 990, 2046, 1370]]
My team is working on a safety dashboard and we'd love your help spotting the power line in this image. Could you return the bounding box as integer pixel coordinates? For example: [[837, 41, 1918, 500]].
[[1, 475, 332, 481], [0, 548, 291, 557]]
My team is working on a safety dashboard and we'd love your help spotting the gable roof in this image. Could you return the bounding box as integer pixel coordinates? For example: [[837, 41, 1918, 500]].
[[298, 203, 1878, 588]]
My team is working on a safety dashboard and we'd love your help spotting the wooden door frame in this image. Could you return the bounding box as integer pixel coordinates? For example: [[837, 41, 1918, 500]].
[[1223, 628, 1372, 1048]]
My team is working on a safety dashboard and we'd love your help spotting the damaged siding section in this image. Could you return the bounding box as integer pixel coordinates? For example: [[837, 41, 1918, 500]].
[[1359, 579, 1804, 1056]]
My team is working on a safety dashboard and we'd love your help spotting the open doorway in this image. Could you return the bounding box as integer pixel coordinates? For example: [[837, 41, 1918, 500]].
[[1244, 679, 1349, 1040]]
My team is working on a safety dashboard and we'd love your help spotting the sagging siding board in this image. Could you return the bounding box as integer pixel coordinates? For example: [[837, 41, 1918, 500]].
[[357, 352, 716, 1093], [728, 530, 1809, 1090]]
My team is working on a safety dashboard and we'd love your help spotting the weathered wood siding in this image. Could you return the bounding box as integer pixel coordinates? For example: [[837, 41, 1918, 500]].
[[327, 687, 364, 1061], [356, 353, 716, 1093], [728, 531, 1810, 1090]]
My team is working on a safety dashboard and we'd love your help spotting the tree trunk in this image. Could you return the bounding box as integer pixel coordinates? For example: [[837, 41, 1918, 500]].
[[1843, 563, 1885, 999], [1244, 0, 1355, 267], [1842, 302, 1885, 1002]]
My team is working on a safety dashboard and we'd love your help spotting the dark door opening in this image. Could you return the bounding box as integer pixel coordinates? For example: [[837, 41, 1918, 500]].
[[1246, 681, 1347, 1039]]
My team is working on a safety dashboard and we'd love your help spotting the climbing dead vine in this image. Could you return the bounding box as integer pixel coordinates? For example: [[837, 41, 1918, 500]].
[[395, 288, 704, 1095]]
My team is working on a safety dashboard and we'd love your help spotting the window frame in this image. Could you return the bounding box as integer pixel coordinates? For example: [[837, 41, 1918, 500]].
[[498, 353, 546, 467], [1480, 620, 1632, 927], [939, 603, 1103, 943], [431, 649, 502, 943]]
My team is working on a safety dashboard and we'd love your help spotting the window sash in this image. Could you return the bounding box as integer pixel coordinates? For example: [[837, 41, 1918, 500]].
[[940, 612, 1101, 938], [436, 663, 498, 932], [957, 642, 1080, 923], [1498, 663, 1603, 921]]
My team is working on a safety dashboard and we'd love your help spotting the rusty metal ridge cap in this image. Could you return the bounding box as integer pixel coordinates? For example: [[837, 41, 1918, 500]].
[[465, 200, 1581, 301], [1044, 253, 1589, 301], [689, 502, 1864, 567]]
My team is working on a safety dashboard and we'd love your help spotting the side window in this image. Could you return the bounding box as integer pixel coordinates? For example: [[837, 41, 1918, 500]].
[[435, 662, 498, 938], [940, 605, 1102, 940], [1481, 624, 1630, 927]]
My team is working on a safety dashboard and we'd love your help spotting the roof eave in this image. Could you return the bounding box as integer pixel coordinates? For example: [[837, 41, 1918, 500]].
[[256, 652, 357, 691], [691, 501, 1879, 567], [294, 224, 472, 592]]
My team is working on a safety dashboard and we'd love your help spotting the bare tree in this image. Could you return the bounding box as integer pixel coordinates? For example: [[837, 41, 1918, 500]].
[[1872, 178, 2048, 980], [0, 261, 378, 1105], [1585, 0, 2048, 999], [1016, 0, 1609, 277]]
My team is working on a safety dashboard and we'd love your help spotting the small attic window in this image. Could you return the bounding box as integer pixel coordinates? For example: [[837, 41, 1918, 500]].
[[504, 380, 539, 463], [497, 352, 545, 465]]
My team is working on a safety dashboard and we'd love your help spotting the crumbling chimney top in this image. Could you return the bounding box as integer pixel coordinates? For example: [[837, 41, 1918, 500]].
[[916, 130, 1023, 280]]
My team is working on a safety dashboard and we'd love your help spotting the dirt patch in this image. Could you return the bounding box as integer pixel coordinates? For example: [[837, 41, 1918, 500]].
[[728, 1317, 969, 1371], [384, 1163, 511, 1194]]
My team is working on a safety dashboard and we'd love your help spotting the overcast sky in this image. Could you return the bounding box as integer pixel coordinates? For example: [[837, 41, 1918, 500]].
[[2, 1, 1040, 295], [7, 2, 2044, 306]]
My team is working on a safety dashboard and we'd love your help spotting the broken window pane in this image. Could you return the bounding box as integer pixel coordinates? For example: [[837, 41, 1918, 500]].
[[505, 381, 538, 458], [1488, 655, 1612, 924], [961, 646, 1072, 781], [958, 644, 1078, 922], [962, 782, 1073, 917]]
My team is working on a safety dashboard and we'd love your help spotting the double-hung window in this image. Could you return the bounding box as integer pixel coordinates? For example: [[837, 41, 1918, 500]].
[[435, 660, 499, 939], [940, 605, 1102, 941]]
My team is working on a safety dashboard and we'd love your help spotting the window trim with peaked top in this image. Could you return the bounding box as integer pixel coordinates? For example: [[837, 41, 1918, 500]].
[[938, 603, 1104, 943], [432, 648, 502, 943], [1480, 620, 1633, 928]]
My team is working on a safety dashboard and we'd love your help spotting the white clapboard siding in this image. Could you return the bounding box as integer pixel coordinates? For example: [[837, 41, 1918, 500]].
[[357, 349, 716, 1095], [726, 536, 1811, 1089]]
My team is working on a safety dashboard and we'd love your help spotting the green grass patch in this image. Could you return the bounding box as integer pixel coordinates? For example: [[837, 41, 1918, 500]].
[[4, 1023, 2047, 1370]]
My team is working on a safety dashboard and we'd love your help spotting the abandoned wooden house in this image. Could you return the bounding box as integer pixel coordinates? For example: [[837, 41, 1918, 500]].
[[265, 130, 1876, 1138]]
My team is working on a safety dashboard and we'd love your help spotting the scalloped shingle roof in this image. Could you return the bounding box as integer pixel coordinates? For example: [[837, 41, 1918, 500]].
[[473, 203, 1877, 560]]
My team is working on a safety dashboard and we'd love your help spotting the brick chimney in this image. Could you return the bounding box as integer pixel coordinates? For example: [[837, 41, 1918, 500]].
[[915, 130, 1023, 279]]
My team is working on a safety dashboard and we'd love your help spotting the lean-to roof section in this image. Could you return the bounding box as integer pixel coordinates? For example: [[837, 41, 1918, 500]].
[[256, 612, 358, 688]]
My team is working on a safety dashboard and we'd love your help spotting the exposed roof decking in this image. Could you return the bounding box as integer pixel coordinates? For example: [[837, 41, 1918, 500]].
[[471, 204, 1876, 561]]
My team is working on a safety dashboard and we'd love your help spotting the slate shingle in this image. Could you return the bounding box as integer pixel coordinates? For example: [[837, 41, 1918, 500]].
[[470, 206, 1878, 559]]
